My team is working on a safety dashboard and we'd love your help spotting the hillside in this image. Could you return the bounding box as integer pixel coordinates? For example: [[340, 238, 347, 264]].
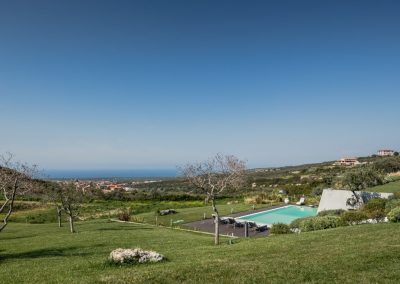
[[1, 221, 399, 283], [367, 180, 400, 193]]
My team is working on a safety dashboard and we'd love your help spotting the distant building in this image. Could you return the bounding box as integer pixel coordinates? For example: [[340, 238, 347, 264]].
[[377, 149, 395, 157], [334, 157, 360, 166]]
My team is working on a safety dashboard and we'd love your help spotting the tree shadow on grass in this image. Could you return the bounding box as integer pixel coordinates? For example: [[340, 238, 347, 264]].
[[0, 244, 103, 262], [97, 226, 154, 231], [0, 234, 38, 241]]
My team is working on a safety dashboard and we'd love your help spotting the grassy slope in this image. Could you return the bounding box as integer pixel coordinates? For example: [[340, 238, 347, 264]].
[[367, 180, 400, 193], [0, 221, 399, 283]]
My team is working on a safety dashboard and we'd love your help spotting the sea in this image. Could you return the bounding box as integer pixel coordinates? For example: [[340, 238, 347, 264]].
[[43, 169, 177, 180]]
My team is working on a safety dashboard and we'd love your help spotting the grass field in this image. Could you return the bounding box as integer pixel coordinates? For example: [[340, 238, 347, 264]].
[[8, 199, 279, 227], [367, 180, 400, 193], [1, 220, 399, 283], [133, 202, 279, 225]]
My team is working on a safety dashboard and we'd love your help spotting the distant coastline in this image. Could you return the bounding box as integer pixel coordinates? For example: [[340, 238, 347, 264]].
[[43, 169, 177, 180]]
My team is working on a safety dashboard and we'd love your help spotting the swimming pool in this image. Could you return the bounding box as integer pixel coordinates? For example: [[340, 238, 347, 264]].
[[236, 205, 317, 225]]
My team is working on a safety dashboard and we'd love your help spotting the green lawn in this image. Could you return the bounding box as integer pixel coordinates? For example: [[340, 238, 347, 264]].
[[8, 200, 279, 226], [133, 202, 279, 225], [1, 220, 399, 283], [367, 180, 400, 193]]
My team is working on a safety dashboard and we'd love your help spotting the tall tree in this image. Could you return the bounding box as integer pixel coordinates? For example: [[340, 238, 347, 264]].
[[181, 154, 246, 245], [0, 153, 38, 232]]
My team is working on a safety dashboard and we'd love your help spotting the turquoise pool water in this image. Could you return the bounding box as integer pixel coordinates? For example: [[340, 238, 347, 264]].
[[237, 205, 317, 225]]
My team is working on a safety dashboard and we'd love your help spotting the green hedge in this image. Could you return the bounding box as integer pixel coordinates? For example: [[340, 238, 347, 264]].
[[340, 211, 368, 225], [290, 216, 342, 232], [387, 207, 400, 223], [318, 209, 345, 217], [362, 198, 386, 213], [270, 223, 292, 234], [385, 199, 400, 213]]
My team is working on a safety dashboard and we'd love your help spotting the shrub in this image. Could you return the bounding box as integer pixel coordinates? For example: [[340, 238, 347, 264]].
[[23, 212, 58, 224], [341, 211, 369, 225], [363, 198, 387, 213], [270, 223, 292, 234], [118, 211, 130, 222], [311, 187, 323, 196], [318, 209, 345, 217], [297, 216, 342, 232], [368, 210, 386, 221], [391, 192, 400, 200], [385, 199, 400, 213], [387, 207, 400, 223], [290, 216, 315, 229]]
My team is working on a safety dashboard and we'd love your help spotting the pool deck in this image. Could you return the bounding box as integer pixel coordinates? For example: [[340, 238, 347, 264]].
[[183, 204, 286, 238]]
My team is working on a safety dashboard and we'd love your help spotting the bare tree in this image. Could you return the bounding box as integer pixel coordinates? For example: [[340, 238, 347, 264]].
[[181, 154, 246, 245], [57, 182, 84, 233], [0, 153, 38, 232]]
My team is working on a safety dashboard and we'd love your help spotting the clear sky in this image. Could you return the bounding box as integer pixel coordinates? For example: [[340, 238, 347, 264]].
[[0, 0, 399, 170]]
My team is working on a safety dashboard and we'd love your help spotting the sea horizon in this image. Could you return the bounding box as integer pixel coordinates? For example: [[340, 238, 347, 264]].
[[43, 169, 178, 179]]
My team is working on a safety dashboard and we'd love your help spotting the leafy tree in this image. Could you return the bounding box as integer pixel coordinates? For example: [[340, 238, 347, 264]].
[[342, 166, 384, 206]]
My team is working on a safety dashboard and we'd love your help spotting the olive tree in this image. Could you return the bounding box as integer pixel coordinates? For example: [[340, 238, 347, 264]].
[[0, 153, 38, 232], [342, 166, 384, 208], [181, 154, 246, 245], [57, 182, 85, 233]]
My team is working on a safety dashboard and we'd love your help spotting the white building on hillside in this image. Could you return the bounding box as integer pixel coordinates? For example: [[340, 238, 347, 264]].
[[377, 149, 395, 156], [334, 157, 360, 166]]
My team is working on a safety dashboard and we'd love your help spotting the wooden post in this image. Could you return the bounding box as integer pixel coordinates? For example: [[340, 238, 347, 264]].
[[203, 212, 206, 220], [155, 216, 158, 226], [244, 222, 249, 238]]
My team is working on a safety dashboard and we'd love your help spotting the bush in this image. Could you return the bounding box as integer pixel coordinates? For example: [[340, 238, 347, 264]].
[[20, 211, 58, 224], [296, 216, 342, 232], [368, 210, 386, 221], [363, 198, 387, 213], [392, 192, 400, 200], [385, 199, 400, 213], [387, 207, 400, 223], [270, 223, 292, 234], [318, 209, 345, 217], [311, 187, 323, 196], [290, 217, 309, 230], [118, 211, 130, 222], [341, 211, 369, 225]]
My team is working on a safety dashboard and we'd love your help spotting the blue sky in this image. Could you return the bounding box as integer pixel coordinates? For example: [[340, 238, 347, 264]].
[[0, 0, 399, 170]]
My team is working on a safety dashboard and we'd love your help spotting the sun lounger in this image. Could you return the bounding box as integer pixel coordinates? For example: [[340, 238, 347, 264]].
[[255, 224, 268, 232], [296, 197, 305, 205], [233, 219, 245, 228], [220, 217, 235, 224]]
